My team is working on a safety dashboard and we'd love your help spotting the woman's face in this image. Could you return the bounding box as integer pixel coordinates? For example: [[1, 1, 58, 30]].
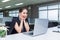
[[19, 9, 28, 20]]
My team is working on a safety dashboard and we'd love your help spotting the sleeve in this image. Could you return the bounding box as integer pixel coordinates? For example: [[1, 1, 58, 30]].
[[11, 17, 16, 28], [7, 18, 17, 34]]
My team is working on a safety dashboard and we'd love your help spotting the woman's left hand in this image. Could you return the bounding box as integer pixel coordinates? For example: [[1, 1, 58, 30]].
[[23, 19, 26, 23]]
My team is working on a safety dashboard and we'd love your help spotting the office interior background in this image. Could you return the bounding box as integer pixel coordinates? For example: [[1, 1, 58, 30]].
[[0, 0, 60, 34]]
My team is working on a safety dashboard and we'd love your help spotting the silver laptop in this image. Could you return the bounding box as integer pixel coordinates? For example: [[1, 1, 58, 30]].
[[23, 19, 49, 36]]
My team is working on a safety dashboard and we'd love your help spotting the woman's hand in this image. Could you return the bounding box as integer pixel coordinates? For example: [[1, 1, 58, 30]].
[[23, 20, 30, 32], [23, 19, 26, 23]]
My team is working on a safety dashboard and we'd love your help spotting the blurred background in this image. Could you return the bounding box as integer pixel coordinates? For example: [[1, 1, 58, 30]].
[[0, 0, 60, 35]]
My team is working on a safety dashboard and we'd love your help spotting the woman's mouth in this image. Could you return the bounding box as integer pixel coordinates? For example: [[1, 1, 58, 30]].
[[23, 16, 26, 18]]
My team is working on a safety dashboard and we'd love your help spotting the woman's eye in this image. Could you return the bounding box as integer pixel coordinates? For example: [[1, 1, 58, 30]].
[[23, 12, 27, 14]]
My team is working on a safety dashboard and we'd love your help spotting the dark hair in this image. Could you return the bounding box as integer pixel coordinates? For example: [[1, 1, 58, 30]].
[[19, 7, 28, 13]]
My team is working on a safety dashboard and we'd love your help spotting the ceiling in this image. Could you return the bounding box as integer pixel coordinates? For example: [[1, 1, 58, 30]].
[[0, 0, 55, 11]]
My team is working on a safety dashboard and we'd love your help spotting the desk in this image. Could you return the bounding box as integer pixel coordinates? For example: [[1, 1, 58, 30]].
[[0, 27, 60, 40]]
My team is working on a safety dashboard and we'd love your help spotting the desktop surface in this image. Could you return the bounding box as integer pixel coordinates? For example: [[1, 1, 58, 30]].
[[4, 27, 60, 40]]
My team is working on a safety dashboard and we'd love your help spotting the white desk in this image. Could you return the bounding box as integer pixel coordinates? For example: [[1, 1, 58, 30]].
[[0, 27, 60, 40]]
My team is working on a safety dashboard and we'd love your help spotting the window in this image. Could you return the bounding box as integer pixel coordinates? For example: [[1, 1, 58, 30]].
[[39, 6, 47, 10], [39, 11, 48, 19], [9, 13, 18, 17], [57, 3, 60, 21], [48, 10, 58, 21], [0, 12, 3, 18], [59, 4, 60, 8], [9, 10, 19, 17], [59, 10, 60, 21], [48, 5, 58, 9], [39, 4, 59, 21]]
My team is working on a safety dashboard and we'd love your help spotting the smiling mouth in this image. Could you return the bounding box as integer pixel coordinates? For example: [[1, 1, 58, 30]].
[[23, 16, 26, 18]]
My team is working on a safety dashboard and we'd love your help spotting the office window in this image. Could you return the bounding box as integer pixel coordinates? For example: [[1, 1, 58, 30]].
[[39, 11, 48, 19], [59, 3, 60, 8], [39, 4, 59, 21], [48, 5, 58, 9], [0, 12, 3, 18], [9, 13, 18, 17], [59, 10, 60, 21], [48, 10, 58, 21], [39, 6, 47, 10], [9, 10, 19, 17]]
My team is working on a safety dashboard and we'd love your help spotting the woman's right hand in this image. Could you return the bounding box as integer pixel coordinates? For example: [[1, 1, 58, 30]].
[[21, 19, 24, 23]]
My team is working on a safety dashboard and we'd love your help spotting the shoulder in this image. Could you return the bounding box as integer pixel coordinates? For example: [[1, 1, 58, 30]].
[[12, 17, 20, 25], [12, 17, 20, 23]]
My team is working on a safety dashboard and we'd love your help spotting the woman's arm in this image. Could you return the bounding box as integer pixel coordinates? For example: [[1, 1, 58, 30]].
[[14, 20, 23, 33], [24, 20, 30, 32]]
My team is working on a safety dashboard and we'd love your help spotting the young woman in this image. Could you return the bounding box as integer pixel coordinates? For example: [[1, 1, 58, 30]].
[[11, 8, 30, 34]]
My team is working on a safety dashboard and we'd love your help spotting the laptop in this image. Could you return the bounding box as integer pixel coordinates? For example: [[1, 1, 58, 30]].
[[23, 19, 49, 36]]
